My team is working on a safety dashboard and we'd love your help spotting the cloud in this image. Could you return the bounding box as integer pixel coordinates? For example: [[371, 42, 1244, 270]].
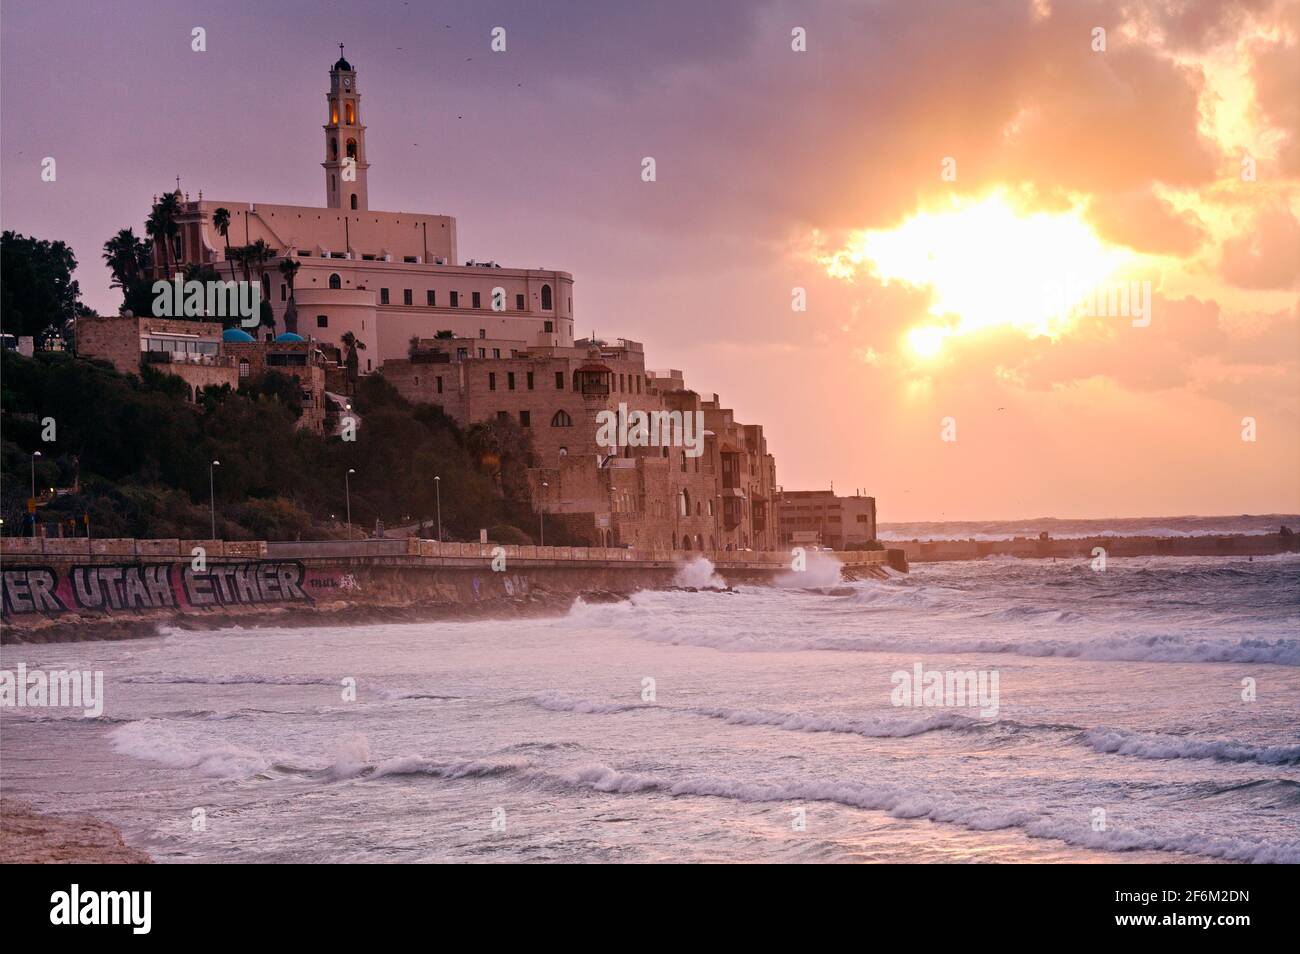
[[1087, 189, 1207, 254], [1219, 201, 1300, 289]]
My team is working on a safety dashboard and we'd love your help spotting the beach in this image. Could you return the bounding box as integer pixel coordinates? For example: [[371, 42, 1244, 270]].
[[2, 552, 1296, 863]]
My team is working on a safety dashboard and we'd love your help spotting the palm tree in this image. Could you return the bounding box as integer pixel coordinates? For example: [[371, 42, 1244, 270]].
[[278, 256, 300, 296], [146, 191, 182, 277], [102, 228, 148, 289], [341, 330, 366, 390], [212, 208, 237, 284], [241, 237, 272, 289], [279, 257, 301, 334]]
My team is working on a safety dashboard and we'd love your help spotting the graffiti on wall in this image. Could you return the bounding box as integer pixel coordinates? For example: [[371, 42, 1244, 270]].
[[1, 562, 314, 616]]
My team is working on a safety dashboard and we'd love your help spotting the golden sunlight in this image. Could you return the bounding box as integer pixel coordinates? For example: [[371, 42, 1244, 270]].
[[821, 191, 1132, 356]]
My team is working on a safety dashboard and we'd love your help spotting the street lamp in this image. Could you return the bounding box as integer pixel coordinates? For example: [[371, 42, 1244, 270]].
[[30, 450, 41, 538], [345, 468, 356, 540], [539, 481, 548, 546], [209, 460, 220, 539], [434, 475, 441, 543]]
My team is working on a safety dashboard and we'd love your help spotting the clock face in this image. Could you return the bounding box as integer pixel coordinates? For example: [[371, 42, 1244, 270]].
[[343, 79, 351, 89]]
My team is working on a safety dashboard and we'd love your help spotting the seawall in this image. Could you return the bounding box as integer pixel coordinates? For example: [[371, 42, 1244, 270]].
[[896, 532, 1299, 562], [0, 537, 906, 642]]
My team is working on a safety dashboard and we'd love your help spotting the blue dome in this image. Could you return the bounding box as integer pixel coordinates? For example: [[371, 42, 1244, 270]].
[[275, 332, 306, 343], [222, 328, 255, 342]]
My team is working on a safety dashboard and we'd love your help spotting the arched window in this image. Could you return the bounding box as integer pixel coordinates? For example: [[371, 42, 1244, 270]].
[[551, 410, 573, 427], [682, 535, 692, 550], [558, 446, 568, 456], [328, 273, 342, 289], [541, 284, 552, 310], [346, 102, 356, 125], [330, 138, 338, 160], [346, 138, 357, 160], [238, 358, 250, 378], [680, 489, 691, 516], [350, 193, 358, 210]]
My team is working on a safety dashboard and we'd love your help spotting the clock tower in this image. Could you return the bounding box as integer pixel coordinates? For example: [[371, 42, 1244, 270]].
[[323, 45, 370, 211]]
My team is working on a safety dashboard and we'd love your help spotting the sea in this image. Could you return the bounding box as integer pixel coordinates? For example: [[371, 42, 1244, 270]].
[[2, 523, 1297, 863]]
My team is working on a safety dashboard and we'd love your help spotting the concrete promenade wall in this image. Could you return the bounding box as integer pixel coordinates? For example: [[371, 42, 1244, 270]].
[[0, 537, 902, 631]]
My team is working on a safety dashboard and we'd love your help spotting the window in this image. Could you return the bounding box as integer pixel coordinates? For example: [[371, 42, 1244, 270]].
[[457, 348, 468, 360], [280, 284, 287, 301], [551, 410, 573, 427], [346, 138, 357, 159], [330, 138, 338, 159], [526, 371, 534, 390], [507, 372, 515, 390], [497, 411, 508, 423], [478, 328, 486, 339], [520, 410, 530, 427], [544, 320, 553, 333], [450, 291, 459, 307], [317, 315, 328, 328], [478, 348, 485, 358], [436, 376, 443, 394], [346, 102, 355, 125], [403, 289, 413, 305], [380, 288, 390, 304], [472, 291, 481, 308], [328, 273, 341, 290], [492, 348, 500, 359], [541, 284, 553, 310], [555, 371, 564, 390], [350, 194, 357, 210], [239, 358, 250, 378], [426, 290, 436, 306]]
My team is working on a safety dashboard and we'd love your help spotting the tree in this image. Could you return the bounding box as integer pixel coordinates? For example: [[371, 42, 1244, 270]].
[[279, 257, 301, 334], [341, 330, 365, 388], [212, 207, 238, 284], [146, 192, 182, 277], [0, 231, 83, 338], [102, 228, 149, 291]]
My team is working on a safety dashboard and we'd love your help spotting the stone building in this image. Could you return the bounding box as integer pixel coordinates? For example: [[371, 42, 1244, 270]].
[[75, 314, 237, 403], [383, 338, 777, 551], [777, 490, 878, 549], [220, 331, 332, 433]]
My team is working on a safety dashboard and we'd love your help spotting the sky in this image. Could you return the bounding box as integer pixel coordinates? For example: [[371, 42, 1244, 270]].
[[1, 0, 1297, 521]]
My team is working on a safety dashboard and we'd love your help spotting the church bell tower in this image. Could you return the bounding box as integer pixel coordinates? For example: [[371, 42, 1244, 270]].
[[323, 45, 370, 211]]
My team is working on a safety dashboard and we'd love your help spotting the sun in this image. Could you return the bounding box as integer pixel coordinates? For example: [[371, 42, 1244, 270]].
[[821, 190, 1132, 357]]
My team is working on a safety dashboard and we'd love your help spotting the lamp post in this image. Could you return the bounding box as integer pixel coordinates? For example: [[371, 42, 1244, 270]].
[[539, 481, 548, 547], [434, 475, 442, 542], [209, 460, 220, 539], [345, 468, 355, 540], [30, 450, 41, 538]]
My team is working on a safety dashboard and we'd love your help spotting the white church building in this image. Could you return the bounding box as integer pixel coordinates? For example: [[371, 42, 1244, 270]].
[[156, 49, 576, 373]]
